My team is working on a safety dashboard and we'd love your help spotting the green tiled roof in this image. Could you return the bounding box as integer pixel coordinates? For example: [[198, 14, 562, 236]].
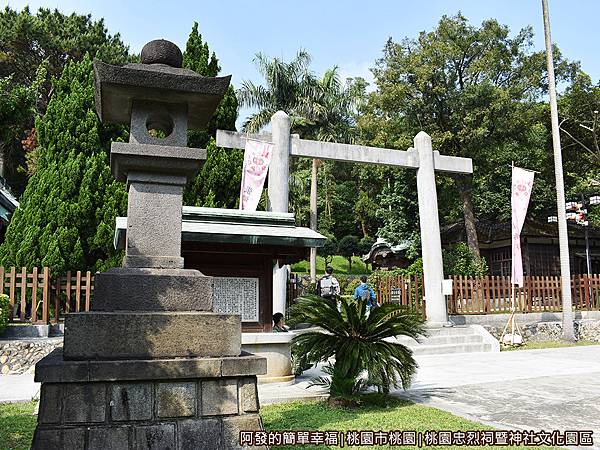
[[114, 207, 326, 250]]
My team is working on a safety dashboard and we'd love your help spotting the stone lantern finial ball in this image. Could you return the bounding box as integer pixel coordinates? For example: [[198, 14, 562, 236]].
[[140, 39, 183, 67]]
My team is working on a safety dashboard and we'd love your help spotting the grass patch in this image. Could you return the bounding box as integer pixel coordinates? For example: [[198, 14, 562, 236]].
[[1, 396, 561, 449], [0, 401, 37, 450], [501, 339, 600, 351], [291, 255, 370, 276], [261, 394, 558, 449]]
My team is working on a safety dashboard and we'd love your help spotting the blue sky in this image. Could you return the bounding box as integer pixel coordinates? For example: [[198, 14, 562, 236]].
[[4, 0, 600, 126]]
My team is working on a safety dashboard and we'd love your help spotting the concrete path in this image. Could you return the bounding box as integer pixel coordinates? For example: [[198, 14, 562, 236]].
[[0, 374, 40, 403], [399, 345, 600, 448], [2, 345, 600, 447], [260, 345, 600, 447]]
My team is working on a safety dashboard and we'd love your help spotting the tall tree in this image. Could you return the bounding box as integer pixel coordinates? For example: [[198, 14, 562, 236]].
[[558, 71, 600, 227], [0, 67, 44, 181], [359, 13, 576, 254], [0, 6, 129, 194], [238, 53, 363, 219], [239, 54, 365, 281], [558, 72, 600, 180], [0, 56, 127, 273], [238, 50, 315, 133], [181, 22, 241, 208], [0, 7, 128, 91]]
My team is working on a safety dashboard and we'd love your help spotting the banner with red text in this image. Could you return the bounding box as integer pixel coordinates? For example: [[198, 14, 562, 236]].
[[239, 139, 273, 211], [511, 166, 535, 287]]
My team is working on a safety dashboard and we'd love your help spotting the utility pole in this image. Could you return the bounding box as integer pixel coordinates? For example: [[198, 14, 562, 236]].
[[542, 0, 575, 340]]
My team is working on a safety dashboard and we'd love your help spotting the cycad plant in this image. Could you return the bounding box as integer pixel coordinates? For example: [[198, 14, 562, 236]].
[[288, 295, 424, 400]]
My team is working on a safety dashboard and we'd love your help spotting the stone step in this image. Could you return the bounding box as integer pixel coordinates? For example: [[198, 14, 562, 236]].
[[418, 334, 483, 345], [394, 333, 484, 346], [411, 342, 493, 355], [424, 326, 478, 336]]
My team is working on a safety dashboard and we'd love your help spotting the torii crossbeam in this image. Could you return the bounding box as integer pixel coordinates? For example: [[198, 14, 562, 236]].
[[217, 111, 473, 326]]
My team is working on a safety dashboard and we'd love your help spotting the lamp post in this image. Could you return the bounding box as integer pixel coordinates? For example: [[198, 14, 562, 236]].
[[549, 194, 599, 275], [542, 0, 575, 341]]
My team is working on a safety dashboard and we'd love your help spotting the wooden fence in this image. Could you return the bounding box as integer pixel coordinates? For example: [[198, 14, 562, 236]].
[[447, 274, 600, 314], [2, 267, 94, 325], [376, 274, 427, 320], [373, 273, 600, 317], [9, 268, 594, 324]]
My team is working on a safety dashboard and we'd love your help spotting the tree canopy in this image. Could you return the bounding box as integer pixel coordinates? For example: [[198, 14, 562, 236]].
[[0, 56, 127, 273], [0, 6, 129, 194], [0, 9, 598, 274], [182, 22, 242, 208], [358, 13, 578, 252]]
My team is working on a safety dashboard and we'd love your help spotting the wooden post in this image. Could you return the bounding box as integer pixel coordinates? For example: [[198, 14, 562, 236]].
[[533, 276, 539, 312], [545, 276, 551, 311], [54, 275, 61, 324], [85, 271, 92, 311], [491, 275, 497, 312], [42, 267, 49, 324], [524, 277, 529, 312], [504, 276, 510, 313], [66, 271, 71, 313], [0, 267, 9, 321], [19, 267, 26, 322], [31, 267, 38, 323], [75, 271, 81, 312], [583, 274, 590, 311], [415, 275, 422, 312], [484, 275, 490, 313], [469, 276, 475, 313], [459, 275, 465, 313], [592, 275, 600, 309], [9, 267, 18, 321]]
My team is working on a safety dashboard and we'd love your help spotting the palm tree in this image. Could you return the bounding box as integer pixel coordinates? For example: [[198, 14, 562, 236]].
[[238, 50, 316, 133], [288, 295, 424, 399], [238, 53, 364, 279], [294, 67, 361, 142]]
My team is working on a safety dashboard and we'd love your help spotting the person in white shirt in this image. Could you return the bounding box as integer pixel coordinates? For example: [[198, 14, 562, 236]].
[[316, 266, 340, 305]]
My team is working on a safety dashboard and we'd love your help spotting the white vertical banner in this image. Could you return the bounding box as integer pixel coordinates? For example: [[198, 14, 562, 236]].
[[239, 139, 273, 211], [511, 166, 535, 287]]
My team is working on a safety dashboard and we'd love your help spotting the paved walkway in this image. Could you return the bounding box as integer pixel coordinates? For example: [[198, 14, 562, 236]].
[[0, 374, 40, 403], [261, 345, 600, 447], [2, 346, 600, 446], [400, 345, 600, 446]]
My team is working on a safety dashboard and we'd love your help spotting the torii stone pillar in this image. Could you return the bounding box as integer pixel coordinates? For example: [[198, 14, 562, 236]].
[[269, 112, 291, 317], [217, 111, 473, 326], [414, 131, 446, 325]]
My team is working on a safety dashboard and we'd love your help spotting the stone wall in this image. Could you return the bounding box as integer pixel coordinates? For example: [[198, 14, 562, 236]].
[[483, 320, 600, 342], [33, 376, 264, 450], [0, 338, 63, 374]]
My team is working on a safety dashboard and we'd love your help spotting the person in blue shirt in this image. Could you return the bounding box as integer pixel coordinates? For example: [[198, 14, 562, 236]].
[[353, 275, 378, 310]]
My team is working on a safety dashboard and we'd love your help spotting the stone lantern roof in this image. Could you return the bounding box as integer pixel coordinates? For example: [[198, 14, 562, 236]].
[[93, 39, 231, 130]]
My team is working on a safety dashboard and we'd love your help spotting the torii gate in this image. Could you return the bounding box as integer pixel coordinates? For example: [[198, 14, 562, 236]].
[[217, 111, 473, 326]]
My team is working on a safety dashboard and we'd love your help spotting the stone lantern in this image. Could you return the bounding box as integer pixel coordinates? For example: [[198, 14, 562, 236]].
[[32, 40, 267, 450]]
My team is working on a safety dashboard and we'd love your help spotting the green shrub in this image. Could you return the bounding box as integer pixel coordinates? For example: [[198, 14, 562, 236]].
[[368, 258, 423, 287], [344, 278, 362, 295], [288, 294, 424, 398], [442, 242, 488, 276], [336, 275, 358, 295], [0, 294, 10, 335], [317, 234, 338, 267]]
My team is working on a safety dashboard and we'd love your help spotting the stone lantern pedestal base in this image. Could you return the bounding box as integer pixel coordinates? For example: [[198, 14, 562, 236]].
[[32, 349, 267, 450]]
